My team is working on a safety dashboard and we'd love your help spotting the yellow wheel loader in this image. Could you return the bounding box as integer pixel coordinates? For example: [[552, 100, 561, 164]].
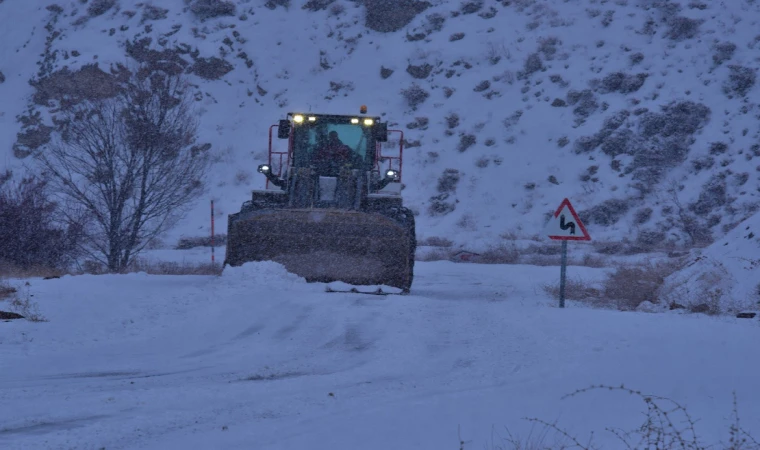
[[224, 107, 416, 293]]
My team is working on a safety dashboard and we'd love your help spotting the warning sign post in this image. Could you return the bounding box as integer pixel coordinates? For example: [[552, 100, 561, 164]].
[[545, 198, 591, 308]]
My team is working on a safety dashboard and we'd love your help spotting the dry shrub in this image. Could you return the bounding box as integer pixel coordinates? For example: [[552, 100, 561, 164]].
[[419, 236, 454, 247], [0, 260, 66, 279], [579, 253, 606, 268], [602, 259, 682, 310], [521, 253, 607, 268], [126, 259, 223, 276], [480, 242, 520, 264], [0, 279, 17, 300], [416, 248, 455, 261], [6, 282, 47, 322], [481, 386, 759, 450], [542, 277, 601, 301]]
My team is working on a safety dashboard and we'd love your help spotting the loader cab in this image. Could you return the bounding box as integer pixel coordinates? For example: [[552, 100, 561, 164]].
[[289, 114, 378, 173], [261, 109, 404, 201]]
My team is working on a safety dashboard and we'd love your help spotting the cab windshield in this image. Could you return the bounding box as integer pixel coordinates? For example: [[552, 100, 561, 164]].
[[291, 117, 375, 172]]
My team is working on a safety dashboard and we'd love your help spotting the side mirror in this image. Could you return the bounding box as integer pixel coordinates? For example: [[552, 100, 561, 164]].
[[277, 119, 291, 139], [373, 122, 388, 142]]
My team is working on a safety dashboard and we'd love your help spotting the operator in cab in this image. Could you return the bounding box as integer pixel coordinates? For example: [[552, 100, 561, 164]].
[[312, 130, 356, 176]]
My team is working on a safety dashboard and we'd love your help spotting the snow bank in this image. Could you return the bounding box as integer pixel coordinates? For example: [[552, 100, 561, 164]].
[[218, 261, 308, 288], [659, 212, 760, 313]]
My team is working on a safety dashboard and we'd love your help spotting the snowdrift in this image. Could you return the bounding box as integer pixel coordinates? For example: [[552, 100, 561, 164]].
[[659, 212, 760, 314]]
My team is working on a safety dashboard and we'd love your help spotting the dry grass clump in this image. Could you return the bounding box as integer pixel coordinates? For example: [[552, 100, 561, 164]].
[[602, 259, 683, 311], [542, 277, 601, 302], [2, 281, 47, 322], [0, 260, 65, 279], [125, 259, 223, 276], [479, 243, 520, 264]]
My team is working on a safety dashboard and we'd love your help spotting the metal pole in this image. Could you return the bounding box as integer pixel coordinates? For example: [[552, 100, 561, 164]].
[[559, 240, 568, 308], [211, 200, 215, 264]]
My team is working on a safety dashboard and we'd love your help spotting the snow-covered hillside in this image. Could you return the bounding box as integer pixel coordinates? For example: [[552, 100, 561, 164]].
[[1, 0, 760, 250]]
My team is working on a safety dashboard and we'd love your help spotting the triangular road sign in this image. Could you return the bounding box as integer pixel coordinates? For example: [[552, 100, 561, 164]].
[[545, 198, 591, 241]]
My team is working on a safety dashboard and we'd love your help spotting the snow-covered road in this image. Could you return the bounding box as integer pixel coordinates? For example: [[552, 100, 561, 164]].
[[1, 261, 758, 449]]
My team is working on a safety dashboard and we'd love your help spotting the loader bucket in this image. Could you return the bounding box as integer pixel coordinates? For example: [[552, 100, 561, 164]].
[[225, 208, 414, 291]]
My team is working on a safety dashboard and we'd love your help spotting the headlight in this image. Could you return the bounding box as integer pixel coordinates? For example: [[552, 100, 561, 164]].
[[385, 169, 399, 180], [293, 115, 304, 123], [258, 164, 271, 174], [363, 118, 374, 126], [351, 118, 359, 124], [308, 116, 317, 122]]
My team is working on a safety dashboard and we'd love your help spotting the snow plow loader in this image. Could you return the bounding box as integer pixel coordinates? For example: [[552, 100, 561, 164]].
[[224, 107, 416, 293]]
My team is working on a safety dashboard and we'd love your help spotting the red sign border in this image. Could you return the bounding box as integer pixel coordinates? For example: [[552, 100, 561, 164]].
[[548, 198, 591, 241]]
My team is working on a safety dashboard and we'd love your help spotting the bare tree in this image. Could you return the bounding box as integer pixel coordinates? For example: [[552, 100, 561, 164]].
[[36, 65, 210, 272]]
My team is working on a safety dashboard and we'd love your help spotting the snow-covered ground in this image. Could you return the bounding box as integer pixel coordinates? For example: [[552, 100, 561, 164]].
[[2, 261, 759, 449]]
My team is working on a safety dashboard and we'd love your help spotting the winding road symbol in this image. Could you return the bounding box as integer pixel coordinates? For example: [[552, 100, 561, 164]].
[[559, 214, 576, 235]]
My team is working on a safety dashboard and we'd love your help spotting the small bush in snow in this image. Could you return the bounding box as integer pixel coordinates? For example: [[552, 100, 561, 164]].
[[478, 242, 519, 264], [712, 41, 737, 66], [457, 134, 477, 152], [428, 194, 456, 216], [522, 53, 543, 76], [473, 80, 490, 92], [190, 0, 236, 19], [0, 280, 16, 301], [475, 157, 489, 168], [689, 174, 728, 216], [664, 16, 702, 41], [579, 198, 632, 226], [425, 13, 446, 33], [633, 207, 653, 224], [537, 36, 561, 60], [365, 0, 431, 32], [723, 65, 756, 98], [638, 101, 710, 138], [436, 168, 460, 194], [303, 0, 336, 12], [400, 83, 429, 110], [87, 0, 116, 17], [7, 284, 47, 322], [406, 63, 433, 79], [709, 141, 728, 155], [460, 0, 483, 14], [598, 72, 648, 94], [190, 56, 234, 80], [573, 134, 602, 154], [566, 89, 599, 121], [629, 52, 645, 65], [445, 113, 460, 129], [142, 4, 169, 21]]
